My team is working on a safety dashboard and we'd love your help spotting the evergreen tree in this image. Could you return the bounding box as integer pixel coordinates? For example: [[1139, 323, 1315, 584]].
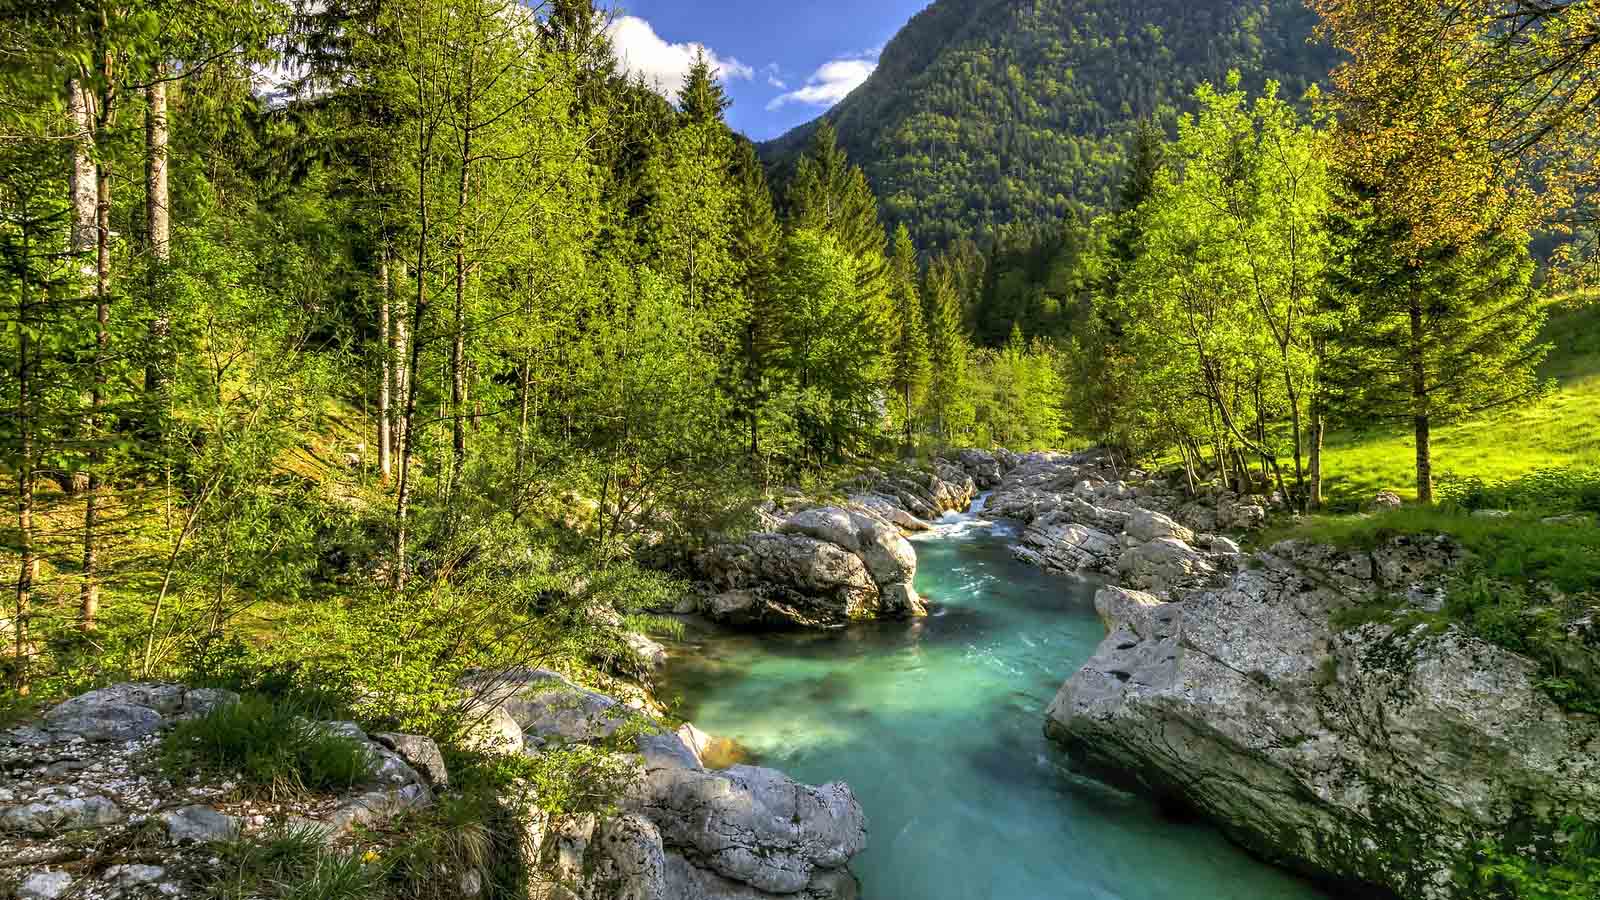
[[922, 256, 973, 441], [678, 49, 731, 126], [887, 224, 931, 447], [786, 122, 890, 311], [731, 139, 783, 460], [1324, 205, 1550, 503]]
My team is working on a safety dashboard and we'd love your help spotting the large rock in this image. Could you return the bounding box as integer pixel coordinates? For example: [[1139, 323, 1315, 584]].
[[698, 529, 884, 628], [1046, 538, 1600, 900], [846, 493, 932, 533], [1125, 508, 1194, 544], [1014, 517, 1119, 574], [0, 794, 123, 834], [633, 764, 867, 898], [162, 804, 240, 844], [41, 683, 236, 741], [463, 668, 633, 748], [373, 733, 449, 788], [474, 668, 870, 900], [780, 508, 913, 580], [1116, 536, 1214, 593], [951, 449, 1007, 488], [15, 872, 72, 900]]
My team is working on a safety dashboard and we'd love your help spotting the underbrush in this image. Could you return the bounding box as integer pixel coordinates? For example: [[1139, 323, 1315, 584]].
[[1438, 468, 1600, 516], [1470, 818, 1600, 900], [198, 824, 383, 900], [159, 695, 375, 799]]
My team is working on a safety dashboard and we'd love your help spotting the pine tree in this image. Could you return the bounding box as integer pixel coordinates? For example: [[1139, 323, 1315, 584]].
[[786, 122, 890, 311], [731, 139, 783, 460], [678, 49, 731, 126], [1324, 204, 1551, 503], [887, 224, 930, 448], [922, 256, 973, 441]]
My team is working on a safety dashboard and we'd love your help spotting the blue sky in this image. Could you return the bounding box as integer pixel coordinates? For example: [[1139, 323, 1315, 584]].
[[605, 1, 931, 140]]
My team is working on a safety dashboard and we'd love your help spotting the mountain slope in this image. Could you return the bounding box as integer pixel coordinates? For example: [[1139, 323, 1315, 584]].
[[764, 0, 1334, 247]]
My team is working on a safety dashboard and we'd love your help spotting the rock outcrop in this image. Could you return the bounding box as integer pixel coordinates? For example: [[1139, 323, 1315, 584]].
[[1045, 538, 1600, 900], [464, 668, 867, 900], [692, 458, 987, 629], [988, 451, 1242, 598], [3, 684, 439, 899]]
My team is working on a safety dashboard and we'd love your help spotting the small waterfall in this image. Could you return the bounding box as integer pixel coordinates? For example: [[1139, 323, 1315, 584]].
[[914, 491, 995, 542]]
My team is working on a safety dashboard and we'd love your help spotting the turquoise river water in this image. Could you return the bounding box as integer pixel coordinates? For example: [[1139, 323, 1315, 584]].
[[661, 499, 1329, 900]]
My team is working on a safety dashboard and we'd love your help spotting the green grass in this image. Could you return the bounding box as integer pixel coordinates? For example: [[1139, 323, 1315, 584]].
[[1320, 299, 1600, 505], [159, 694, 376, 800], [1274, 507, 1600, 595], [197, 824, 385, 900]]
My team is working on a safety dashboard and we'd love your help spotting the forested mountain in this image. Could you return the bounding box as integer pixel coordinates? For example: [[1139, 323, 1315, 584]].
[[763, 0, 1335, 247]]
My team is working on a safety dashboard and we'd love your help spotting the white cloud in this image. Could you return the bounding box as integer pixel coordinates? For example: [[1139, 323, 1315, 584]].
[[606, 15, 753, 99], [766, 57, 876, 111], [763, 63, 787, 90]]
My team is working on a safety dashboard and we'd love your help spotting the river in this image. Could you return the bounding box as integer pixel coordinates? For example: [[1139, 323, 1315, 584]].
[[661, 498, 1328, 900]]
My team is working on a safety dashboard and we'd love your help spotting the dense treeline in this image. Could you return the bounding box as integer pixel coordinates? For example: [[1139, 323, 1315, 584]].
[[1, 0, 1594, 705], [941, 74, 1555, 508], [764, 0, 1334, 249], [0, 0, 1065, 702]]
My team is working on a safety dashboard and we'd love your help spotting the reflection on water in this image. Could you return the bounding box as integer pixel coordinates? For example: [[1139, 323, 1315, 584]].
[[660, 502, 1329, 900]]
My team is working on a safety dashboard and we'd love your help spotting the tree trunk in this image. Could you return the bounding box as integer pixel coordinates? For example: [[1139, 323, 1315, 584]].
[[449, 139, 470, 507], [515, 354, 532, 482], [1414, 414, 1433, 505], [378, 248, 393, 483], [14, 212, 37, 694], [145, 80, 169, 261], [68, 79, 96, 266], [1409, 292, 1433, 504], [394, 258, 426, 591], [1282, 365, 1305, 507], [1308, 400, 1325, 511], [82, 154, 111, 633], [395, 62, 429, 589], [392, 261, 410, 465]]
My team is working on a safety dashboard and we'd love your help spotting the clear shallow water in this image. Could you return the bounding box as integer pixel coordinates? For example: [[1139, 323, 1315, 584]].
[[662, 501, 1329, 900]]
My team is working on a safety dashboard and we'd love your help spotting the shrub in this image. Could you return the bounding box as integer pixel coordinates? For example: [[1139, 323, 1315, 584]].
[[199, 824, 325, 900], [277, 852, 385, 900], [1471, 818, 1600, 900], [1438, 467, 1600, 515], [159, 695, 375, 799], [382, 794, 494, 900]]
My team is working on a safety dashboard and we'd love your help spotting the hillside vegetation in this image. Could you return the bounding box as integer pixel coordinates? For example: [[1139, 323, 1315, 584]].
[[764, 0, 1333, 247]]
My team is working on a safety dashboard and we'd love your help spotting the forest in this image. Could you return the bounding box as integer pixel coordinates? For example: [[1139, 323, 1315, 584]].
[[2, 0, 1599, 898], [763, 0, 1335, 248]]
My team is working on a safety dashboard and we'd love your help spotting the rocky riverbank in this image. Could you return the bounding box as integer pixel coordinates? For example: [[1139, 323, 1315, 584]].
[[690, 460, 986, 628], [2, 673, 868, 900], [982, 452, 1600, 899]]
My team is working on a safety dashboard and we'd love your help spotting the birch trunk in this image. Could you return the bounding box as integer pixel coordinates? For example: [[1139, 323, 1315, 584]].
[[378, 248, 393, 482], [145, 77, 170, 393]]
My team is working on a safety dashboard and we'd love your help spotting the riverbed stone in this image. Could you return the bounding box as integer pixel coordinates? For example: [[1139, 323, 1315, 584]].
[[699, 532, 881, 628], [374, 733, 449, 788], [634, 764, 867, 896], [15, 871, 73, 900], [1047, 537, 1600, 900], [1, 794, 123, 834], [162, 804, 239, 844]]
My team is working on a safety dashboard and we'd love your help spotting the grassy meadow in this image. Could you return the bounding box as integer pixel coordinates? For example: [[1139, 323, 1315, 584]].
[[1318, 299, 1600, 506]]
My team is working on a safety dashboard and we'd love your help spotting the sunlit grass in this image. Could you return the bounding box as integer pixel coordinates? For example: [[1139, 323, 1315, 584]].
[[1320, 298, 1600, 505]]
